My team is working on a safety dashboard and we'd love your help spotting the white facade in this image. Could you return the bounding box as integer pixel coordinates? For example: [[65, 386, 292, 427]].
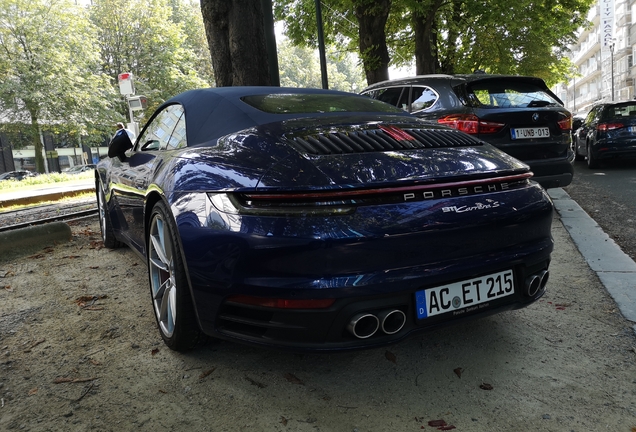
[[554, 0, 635, 117]]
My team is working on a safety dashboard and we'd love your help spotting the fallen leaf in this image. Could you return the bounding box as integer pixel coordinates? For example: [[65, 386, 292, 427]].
[[284, 373, 304, 385], [158, 389, 167, 394], [428, 419, 447, 427], [480, 382, 494, 390], [64, 255, 81, 259], [385, 350, 397, 364], [245, 376, 266, 388], [453, 367, 463, 378], [28, 388, 38, 396], [89, 266, 100, 269], [151, 348, 160, 356], [199, 367, 216, 379], [89, 359, 101, 366], [280, 416, 288, 426], [28, 254, 45, 259], [3, 285, 12, 291]]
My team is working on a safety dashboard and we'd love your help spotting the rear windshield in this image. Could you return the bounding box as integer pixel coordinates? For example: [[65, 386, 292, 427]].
[[602, 103, 636, 119], [242, 93, 405, 114], [466, 80, 561, 109]]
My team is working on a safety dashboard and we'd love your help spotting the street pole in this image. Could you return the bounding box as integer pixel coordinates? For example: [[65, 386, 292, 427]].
[[610, 42, 615, 101], [315, 0, 329, 89]]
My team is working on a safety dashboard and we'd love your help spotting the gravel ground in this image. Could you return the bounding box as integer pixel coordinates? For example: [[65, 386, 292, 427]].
[[0, 215, 635, 431]]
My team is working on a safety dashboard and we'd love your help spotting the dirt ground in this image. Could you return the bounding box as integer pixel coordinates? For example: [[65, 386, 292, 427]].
[[1, 216, 636, 432]]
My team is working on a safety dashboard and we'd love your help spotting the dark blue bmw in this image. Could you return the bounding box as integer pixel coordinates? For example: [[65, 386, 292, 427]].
[[96, 87, 553, 352]]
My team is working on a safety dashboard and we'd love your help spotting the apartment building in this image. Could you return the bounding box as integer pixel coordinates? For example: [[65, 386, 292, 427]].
[[554, 0, 635, 117]]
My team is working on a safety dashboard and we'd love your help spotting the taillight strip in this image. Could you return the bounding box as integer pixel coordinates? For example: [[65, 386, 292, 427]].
[[243, 172, 533, 200]]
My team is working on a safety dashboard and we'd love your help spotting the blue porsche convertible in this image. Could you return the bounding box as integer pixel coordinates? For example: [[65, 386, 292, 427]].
[[96, 86, 553, 352]]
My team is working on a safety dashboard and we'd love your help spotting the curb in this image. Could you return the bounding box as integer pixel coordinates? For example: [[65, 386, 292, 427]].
[[549, 188, 636, 335], [0, 222, 72, 259]]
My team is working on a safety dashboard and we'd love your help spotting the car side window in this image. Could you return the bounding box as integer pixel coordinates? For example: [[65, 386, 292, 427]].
[[138, 104, 183, 151], [374, 87, 408, 110], [167, 109, 187, 149], [410, 86, 438, 112]]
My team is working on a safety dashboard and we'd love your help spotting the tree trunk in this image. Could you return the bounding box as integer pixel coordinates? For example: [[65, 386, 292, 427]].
[[413, 0, 443, 75], [438, 0, 462, 74], [355, 0, 391, 85], [200, 0, 270, 86]]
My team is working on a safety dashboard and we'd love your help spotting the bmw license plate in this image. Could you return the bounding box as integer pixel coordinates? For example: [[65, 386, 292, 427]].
[[511, 127, 550, 139], [416, 270, 514, 319]]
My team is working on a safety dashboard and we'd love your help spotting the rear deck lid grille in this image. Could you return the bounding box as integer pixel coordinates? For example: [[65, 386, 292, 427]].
[[287, 127, 483, 155]]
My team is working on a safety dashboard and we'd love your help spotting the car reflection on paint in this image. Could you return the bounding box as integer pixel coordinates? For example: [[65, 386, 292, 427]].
[[96, 86, 553, 352]]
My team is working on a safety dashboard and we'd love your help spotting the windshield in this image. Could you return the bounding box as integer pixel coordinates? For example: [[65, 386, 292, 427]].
[[242, 93, 405, 114], [466, 80, 561, 109]]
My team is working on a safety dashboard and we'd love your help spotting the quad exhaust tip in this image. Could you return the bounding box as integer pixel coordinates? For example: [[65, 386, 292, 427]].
[[348, 309, 406, 339], [526, 270, 549, 297]]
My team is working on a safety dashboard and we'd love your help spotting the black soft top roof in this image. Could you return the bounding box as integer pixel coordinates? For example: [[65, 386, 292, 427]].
[[159, 86, 407, 146]]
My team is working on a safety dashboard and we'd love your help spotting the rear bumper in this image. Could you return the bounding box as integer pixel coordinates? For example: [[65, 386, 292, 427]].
[[526, 154, 574, 189]]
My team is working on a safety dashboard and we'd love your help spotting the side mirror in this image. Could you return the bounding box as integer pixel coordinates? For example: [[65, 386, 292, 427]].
[[141, 140, 160, 151], [108, 130, 133, 159]]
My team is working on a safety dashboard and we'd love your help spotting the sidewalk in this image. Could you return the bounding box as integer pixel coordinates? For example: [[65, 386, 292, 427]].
[[549, 188, 636, 334]]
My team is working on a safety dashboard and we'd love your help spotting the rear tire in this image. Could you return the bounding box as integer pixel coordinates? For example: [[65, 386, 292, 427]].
[[574, 139, 585, 161], [147, 200, 202, 351], [96, 181, 122, 248], [586, 142, 600, 169]]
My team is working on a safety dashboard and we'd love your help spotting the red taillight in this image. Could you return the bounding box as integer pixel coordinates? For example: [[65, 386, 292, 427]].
[[227, 295, 336, 309], [598, 123, 624, 132], [437, 114, 504, 134], [557, 115, 572, 131]]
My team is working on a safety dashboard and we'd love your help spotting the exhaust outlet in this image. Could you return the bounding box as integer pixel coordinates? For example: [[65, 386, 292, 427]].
[[378, 309, 406, 334], [347, 313, 379, 339], [538, 270, 549, 290], [526, 270, 549, 297], [525, 275, 541, 297]]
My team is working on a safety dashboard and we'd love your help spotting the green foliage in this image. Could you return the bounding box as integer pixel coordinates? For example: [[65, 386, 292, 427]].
[[89, 0, 212, 123], [274, 0, 595, 85], [277, 39, 366, 92], [0, 0, 119, 170]]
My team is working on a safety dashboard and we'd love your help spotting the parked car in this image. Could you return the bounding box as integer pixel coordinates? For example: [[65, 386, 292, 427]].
[[0, 170, 38, 181], [65, 164, 96, 174], [573, 101, 636, 168], [96, 86, 553, 352], [361, 74, 574, 189]]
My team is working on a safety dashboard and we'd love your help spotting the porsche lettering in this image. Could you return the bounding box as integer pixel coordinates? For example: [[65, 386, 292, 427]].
[[403, 183, 510, 201]]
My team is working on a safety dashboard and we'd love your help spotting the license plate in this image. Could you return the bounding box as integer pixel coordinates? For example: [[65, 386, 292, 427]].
[[416, 270, 514, 319], [511, 127, 550, 139]]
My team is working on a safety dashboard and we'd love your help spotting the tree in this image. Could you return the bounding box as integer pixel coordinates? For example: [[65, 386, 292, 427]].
[[200, 0, 271, 86], [90, 0, 211, 120], [275, 0, 391, 85], [275, 0, 594, 86], [277, 38, 366, 92], [0, 0, 117, 172]]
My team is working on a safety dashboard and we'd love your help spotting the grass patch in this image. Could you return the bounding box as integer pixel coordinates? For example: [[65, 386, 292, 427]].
[[0, 171, 94, 192]]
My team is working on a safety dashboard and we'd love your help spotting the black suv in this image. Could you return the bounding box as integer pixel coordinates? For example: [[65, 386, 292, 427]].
[[361, 74, 574, 189]]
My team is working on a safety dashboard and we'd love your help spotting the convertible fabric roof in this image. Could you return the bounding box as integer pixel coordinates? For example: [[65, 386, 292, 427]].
[[161, 87, 369, 147]]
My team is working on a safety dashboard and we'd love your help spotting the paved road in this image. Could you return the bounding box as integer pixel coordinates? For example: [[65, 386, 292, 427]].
[[565, 159, 636, 262]]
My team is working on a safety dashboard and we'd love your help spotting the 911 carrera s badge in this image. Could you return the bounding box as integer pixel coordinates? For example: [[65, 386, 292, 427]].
[[442, 200, 500, 213]]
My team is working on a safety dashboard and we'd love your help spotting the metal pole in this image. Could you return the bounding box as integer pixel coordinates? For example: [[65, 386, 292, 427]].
[[315, 0, 329, 89], [610, 43, 615, 101]]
